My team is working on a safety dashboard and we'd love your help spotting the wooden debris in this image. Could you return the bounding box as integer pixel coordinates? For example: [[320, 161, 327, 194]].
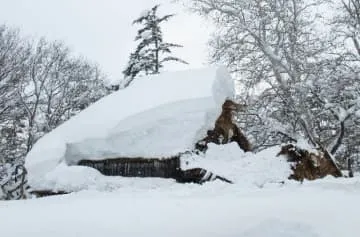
[[176, 168, 233, 184], [77, 156, 233, 184], [277, 144, 342, 181], [30, 190, 69, 198], [195, 99, 252, 152]]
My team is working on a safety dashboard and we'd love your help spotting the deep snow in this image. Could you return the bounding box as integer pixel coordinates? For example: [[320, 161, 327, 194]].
[[1, 178, 360, 237], [10, 67, 359, 237], [25, 67, 234, 182], [64, 98, 216, 165]]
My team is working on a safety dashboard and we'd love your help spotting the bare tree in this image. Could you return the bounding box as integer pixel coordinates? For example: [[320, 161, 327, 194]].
[[0, 24, 109, 199], [16, 39, 109, 153], [16, 38, 59, 152], [333, 0, 360, 58], [0, 25, 30, 163], [0, 24, 109, 165], [187, 0, 360, 169], [330, 0, 360, 170], [189, 1, 327, 140]]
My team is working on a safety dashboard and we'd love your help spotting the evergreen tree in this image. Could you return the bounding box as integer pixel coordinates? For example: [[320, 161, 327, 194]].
[[122, 5, 188, 87]]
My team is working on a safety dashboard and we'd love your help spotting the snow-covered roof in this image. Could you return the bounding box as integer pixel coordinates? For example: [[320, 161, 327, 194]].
[[25, 67, 235, 179]]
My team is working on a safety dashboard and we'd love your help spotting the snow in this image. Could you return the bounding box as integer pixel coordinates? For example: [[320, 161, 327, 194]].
[[295, 137, 318, 153], [3, 66, 360, 237], [140, 30, 152, 39], [182, 143, 291, 187], [7, 141, 360, 237], [325, 102, 359, 122], [64, 98, 216, 165], [356, 110, 360, 118], [29, 142, 291, 192], [16, 67, 360, 237], [25, 67, 235, 182], [241, 219, 320, 237], [1, 177, 360, 237], [21, 63, 290, 192], [338, 106, 348, 122]]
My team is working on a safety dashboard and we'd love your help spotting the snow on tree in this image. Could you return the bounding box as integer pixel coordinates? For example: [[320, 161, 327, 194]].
[[0, 25, 29, 164], [333, 0, 360, 59], [15, 39, 109, 153], [330, 0, 360, 170], [0, 24, 109, 174], [187, 0, 360, 170], [187, 0, 329, 140], [122, 5, 188, 87]]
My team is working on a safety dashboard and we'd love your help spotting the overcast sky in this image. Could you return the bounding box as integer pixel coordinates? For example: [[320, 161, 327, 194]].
[[0, 0, 213, 81]]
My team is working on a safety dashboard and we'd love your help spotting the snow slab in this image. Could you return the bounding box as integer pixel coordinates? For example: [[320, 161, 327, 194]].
[[64, 98, 218, 165], [25, 67, 234, 181]]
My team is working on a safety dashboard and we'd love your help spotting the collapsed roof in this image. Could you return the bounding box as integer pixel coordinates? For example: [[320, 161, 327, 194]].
[[25, 67, 235, 181]]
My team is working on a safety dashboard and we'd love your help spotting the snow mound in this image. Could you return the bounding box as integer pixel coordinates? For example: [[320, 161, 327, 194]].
[[36, 164, 104, 192], [26, 67, 235, 180], [182, 143, 291, 187]]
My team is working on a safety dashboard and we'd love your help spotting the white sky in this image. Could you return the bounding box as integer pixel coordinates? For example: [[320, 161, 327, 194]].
[[0, 0, 213, 82]]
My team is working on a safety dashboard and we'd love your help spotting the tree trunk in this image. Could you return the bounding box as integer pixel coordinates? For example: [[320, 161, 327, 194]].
[[154, 38, 159, 73]]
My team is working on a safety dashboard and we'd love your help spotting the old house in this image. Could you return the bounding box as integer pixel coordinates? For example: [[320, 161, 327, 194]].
[[25, 67, 241, 190]]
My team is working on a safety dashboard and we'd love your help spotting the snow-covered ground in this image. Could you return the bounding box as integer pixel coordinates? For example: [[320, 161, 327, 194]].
[[1, 177, 360, 237], [6, 67, 358, 237]]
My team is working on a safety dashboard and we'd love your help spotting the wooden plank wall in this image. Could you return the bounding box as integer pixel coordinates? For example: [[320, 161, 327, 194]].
[[78, 157, 181, 178]]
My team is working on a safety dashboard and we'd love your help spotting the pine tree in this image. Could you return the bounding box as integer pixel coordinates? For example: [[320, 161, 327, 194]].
[[122, 5, 188, 87]]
